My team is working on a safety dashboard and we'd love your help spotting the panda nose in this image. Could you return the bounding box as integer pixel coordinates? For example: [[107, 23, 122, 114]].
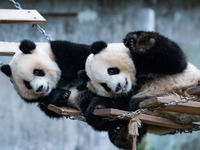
[[115, 83, 121, 92], [36, 85, 43, 92]]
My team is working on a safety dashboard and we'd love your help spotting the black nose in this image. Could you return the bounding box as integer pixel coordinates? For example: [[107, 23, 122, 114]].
[[36, 85, 43, 92], [115, 83, 121, 92]]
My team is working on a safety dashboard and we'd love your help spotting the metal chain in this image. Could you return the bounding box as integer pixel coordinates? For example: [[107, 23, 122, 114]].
[[9, 0, 22, 9], [104, 96, 200, 121], [66, 115, 86, 122], [8, 0, 52, 41], [103, 96, 200, 134]]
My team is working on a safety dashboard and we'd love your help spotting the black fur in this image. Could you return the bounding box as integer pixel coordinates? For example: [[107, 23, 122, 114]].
[[80, 31, 188, 149], [50, 41, 91, 87], [1, 64, 12, 77], [123, 31, 187, 76], [108, 123, 147, 150], [2, 40, 91, 118], [79, 92, 132, 131], [91, 41, 107, 54], [19, 40, 36, 54]]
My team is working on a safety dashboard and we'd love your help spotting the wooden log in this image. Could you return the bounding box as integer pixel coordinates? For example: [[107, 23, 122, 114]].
[[0, 9, 46, 24], [94, 108, 196, 129], [139, 96, 200, 115]]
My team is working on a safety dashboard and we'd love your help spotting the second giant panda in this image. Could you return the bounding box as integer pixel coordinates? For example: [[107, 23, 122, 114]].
[[1, 40, 90, 118], [79, 31, 200, 149]]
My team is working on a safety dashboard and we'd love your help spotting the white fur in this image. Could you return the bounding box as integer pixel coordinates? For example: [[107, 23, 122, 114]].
[[10, 43, 61, 100], [132, 63, 200, 134], [86, 43, 136, 97]]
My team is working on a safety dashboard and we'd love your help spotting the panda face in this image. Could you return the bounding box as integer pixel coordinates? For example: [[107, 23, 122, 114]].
[[86, 43, 136, 97], [9, 43, 61, 100]]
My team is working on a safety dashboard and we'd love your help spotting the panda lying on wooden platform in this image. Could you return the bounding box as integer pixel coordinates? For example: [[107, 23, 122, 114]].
[[79, 31, 200, 149], [1, 40, 91, 117]]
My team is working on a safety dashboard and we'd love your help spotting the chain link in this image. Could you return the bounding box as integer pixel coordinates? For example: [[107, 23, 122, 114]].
[[8, 0, 52, 41], [6, 0, 200, 135], [9, 0, 22, 9], [66, 115, 86, 122], [103, 96, 200, 134]]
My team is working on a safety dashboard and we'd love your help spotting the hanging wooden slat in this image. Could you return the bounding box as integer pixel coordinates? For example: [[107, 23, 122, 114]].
[[47, 105, 197, 129], [93, 108, 197, 129], [48, 104, 82, 116], [0, 9, 46, 24], [188, 85, 200, 95], [0, 42, 48, 56], [139, 96, 200, 115]]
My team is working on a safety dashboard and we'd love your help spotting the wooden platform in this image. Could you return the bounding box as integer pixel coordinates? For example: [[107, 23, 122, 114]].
[[139, 96, 200, 115], [48, 104, 198, 129], [0, 9, 46, 24]]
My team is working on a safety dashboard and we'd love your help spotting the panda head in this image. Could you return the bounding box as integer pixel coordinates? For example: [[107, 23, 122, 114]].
[[0, 40, 61, 100], [85, 41, 136, 97]]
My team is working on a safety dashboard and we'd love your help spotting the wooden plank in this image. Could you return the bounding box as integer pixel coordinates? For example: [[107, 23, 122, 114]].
[[188, 86, 200, 95], [0, 9, 46, 24], [0, 42, 48, 56], [139, 96, 200, 115], [94, 108, 196, 129], [48, 104, 82, 116]]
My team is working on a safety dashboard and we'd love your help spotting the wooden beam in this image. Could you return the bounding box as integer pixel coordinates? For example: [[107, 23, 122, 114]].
[[0, 42, 47, 56], [139, 96, 200, 115], [0, 9, 46, 24], [48, 104, 82, 116], [94, 108, 196, 129], [188, 85, 200, 95], [48, 105, 198, 129]]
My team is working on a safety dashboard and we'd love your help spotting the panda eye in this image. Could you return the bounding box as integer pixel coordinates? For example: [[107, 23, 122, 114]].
[[33, 69, 45, 76], [107, 67, 120, 75], [23, 80, 32, 90]]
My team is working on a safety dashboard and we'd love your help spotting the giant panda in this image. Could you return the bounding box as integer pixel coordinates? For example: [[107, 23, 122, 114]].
[[78, 31, 200, 149], [1, 40, 91, 118]]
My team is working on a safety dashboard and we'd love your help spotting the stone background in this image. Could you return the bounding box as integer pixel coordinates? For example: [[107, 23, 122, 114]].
[[0, 0, 200, 150]]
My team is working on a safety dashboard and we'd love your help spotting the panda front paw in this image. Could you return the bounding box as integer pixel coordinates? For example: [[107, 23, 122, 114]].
[[48, 89, 71, 107], [124, 32, 155, 53]]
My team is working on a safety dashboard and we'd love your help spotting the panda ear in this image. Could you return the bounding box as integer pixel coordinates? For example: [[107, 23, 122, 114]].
[[19, 40, 36, 54], [1, 64, 12, 77], [91, 41, 107, 54], [77, 69, 90, 81]]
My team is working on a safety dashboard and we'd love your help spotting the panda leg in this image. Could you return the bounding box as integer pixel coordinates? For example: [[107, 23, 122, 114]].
[[108, 120, 147, 150], [83, 96, 126, 131]]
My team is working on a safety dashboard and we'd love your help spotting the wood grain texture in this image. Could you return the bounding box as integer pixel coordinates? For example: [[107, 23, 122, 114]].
[[0, 9, 46, 24], [48, 104, 82, 116], [188, 85, 200, 95], [94, 108, 196, 129], [139, 96, 200, 115]]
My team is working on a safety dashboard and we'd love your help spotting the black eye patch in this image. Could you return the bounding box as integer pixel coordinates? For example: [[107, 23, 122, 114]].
[[23, 80, 32, 90], [107, 67, 120, 75], [101, 83, 111, 92], [33, 69, 45, 76]]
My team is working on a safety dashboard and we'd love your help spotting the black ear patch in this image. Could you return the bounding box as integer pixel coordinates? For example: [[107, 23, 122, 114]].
[[19, 40, 36, 54], [91, 41, 107, 54], [1, 64, 12, 77]]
